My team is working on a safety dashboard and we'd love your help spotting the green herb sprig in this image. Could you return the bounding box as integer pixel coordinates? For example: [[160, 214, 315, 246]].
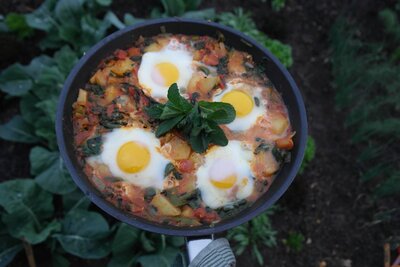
[[146, 83, 236, 153]]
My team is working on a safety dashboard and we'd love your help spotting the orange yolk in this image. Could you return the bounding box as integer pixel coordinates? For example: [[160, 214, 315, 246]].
[[117, 141, 150, 173], [221, 90, 253, 117]]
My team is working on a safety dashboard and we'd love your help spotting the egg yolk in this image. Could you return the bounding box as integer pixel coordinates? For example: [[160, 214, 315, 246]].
[[221, 90, 253, 117], [117, 142, 150, 173], [211, 175, 238, 189], [152, 62, 179, 86], [208, 158, 238, 189]]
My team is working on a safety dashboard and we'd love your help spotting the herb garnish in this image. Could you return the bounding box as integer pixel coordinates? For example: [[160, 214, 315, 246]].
[[145, 83, 236, 153]]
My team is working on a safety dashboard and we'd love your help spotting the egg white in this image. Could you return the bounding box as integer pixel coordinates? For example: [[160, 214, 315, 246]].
[[88, 127, 169, 189], [213, 81, 266, 131], [196, 141, 255, 208], [138, 40, 193, 99]]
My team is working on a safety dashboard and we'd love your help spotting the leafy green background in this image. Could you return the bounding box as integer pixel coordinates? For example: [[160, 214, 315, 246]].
[[0, 0, 321, 266]]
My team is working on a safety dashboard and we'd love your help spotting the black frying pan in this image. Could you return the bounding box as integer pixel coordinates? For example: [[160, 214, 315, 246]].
[[56, 18, 307, 237]]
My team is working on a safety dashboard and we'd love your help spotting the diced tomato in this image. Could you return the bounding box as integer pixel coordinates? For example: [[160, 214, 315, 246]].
[[276, 137, 294, 150], [218, 75, 225, 89], [202, 53, 219, 66], [177, 160, 194, 173], [193, 208, 219, 222], [106, 104, 115, 117], [75, 128, 94, 146], [115, 49, 128, 60], [127, 47, 141, 57]]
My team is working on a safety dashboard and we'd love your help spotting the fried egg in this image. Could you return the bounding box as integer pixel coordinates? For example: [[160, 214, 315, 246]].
[[213, 81, 266, 131], [196, 141, 254, 209], [138, 39, 193, 99], [88, 127, 170, 189]]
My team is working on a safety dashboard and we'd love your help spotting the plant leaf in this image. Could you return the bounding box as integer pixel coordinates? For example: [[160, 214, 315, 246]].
[[54, 210, 111, 259], [0, 179, 59, 244], [111, 223, 140, 255], [30, 147, 76, 195], [199, 101, 236, 124], [167, 83, 192, 112], [0, 234, 23, 267], [155, 115, 185, 137], [0, 115, 39, 143], [0, 63, 32, 96], [160, 0, 185, 16], [137, 247, 180, 267]]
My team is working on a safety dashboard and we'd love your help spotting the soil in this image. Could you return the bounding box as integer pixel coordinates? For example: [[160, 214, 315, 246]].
[[1, 0, 399, 267]]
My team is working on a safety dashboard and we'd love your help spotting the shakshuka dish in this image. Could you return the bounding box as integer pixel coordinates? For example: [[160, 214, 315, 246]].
[[72, 34, 294, 227]]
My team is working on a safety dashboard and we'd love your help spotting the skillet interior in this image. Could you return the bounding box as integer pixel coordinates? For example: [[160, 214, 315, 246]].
[[56, 18, 308, 236]]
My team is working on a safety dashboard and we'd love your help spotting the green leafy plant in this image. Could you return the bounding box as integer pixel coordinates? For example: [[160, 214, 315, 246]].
[[146, 83, 236, 153], [282, 231, 305, 252], [227, 207, 277, 266], [330, 13, 400, 197], [0, 0, 293, 264], [3, 12, 34, 39], [24, 0, 116, 54], [299, 136, 316, 174], [217, 8, 293, 67]]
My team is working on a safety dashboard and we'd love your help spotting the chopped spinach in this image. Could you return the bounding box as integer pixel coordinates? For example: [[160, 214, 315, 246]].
[[254, 97, 260, 107], [198, 66, 210, 75], [194, 41, 205, 50], [162, 188, 200, 207], [82, 136, 102, 156], [86, 84, 104, 96], [129, 56, 141, 61], [104, 176, 124, 183], [163, 163, 182, 180], [144, 187, 156, 202], [100, 108, 127, 129], [272, 147, 291, 163], [216, 200, 251, 220], [217, 56, 228, 75], [254, 142, 271, 154]]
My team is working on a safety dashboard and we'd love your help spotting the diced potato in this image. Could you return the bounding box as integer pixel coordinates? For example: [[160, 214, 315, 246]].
[[263, 151, 280, 176], [216, 42, 227, 57], [144, 42, 162, 52], [167, 136, 191, 160], [228, 51, 245, 74], [276, 137, 294, 150], [90, 68, 108, 87], [187, 74, 218, 96], [181, 205, 194, 217], [189, 153, 204, 168], [77, 89, 87, 104], [104, 85, 122, 104], [178, 174, 196, 193], [197, 76, 219, 94], [150, 194, 181, 216], [110, 58, 134, 76], [270, 114, 289, 135]]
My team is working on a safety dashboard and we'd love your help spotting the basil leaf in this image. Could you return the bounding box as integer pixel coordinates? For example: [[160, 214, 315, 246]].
[[155, 115, 185, 137], [189, 133, 209, 153], [54, 210, 111, 259], [145, 103, 165, 119], [167, 83, 192, 112], [199, 101, 236, 124], [160, 104, 184, 120], [208, 124, 228, 146]]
